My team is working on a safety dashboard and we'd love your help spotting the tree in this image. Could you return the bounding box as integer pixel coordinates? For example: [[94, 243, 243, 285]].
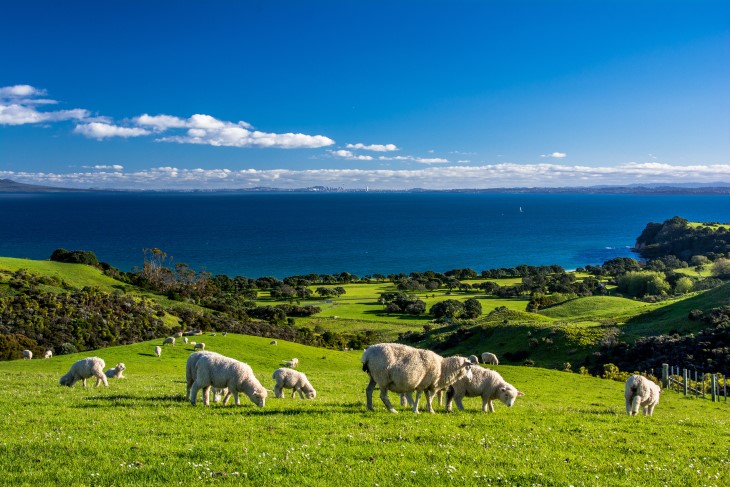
[[616, 271, 670, 298], [430, 299, 464, 320], [674, 277, 694, 295], [712, 258, 730, 278], [462, 298, 482, 319]]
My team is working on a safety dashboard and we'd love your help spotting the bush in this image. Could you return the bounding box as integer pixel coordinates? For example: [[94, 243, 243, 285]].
[[50, 248, 100, 267]]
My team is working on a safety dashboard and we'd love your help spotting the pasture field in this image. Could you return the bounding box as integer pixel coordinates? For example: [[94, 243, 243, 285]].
[[1, 334, 728, 486]]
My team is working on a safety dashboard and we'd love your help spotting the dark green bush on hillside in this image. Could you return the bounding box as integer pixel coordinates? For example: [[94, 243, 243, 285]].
[[50, 248, 100, 267]]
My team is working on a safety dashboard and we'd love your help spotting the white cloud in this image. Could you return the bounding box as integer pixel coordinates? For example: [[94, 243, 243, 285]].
[[134, 114, 188, 131], [345, 143, 398, 152], [329, 149, 374, 161], [5, 162, 728, 191], [378, 155, 450, 164], [0, 84, 90, 126], [81, 164, 124, 170], [74, 122, 151, 139], [541, 152, 567, 159]]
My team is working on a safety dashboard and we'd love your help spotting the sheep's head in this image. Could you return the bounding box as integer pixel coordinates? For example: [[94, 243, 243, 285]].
[[59, 374, 72, 387], [497, 385, 525, 407], [462, 358, 473, 381], [116, 363, 126, 371], [304, 386, 317, 399], [252, 388, 268, 407]]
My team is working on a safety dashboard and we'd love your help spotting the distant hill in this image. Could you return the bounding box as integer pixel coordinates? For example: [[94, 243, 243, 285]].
[[0, 179, 92, 193]]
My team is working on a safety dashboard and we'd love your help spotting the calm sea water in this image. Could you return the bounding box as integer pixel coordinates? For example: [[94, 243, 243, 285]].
[[0, 192, 727, 278]]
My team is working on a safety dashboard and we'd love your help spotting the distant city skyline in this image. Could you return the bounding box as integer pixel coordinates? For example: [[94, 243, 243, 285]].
[[1, 1, 728, 190]]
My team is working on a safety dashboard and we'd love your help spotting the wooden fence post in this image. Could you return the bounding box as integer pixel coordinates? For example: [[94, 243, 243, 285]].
[[683, 369, 688, 396], [711, 374, 717, 402], [662, 364, 669, 389]]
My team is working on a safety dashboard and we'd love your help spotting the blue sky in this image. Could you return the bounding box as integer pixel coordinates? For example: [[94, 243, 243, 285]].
[[1, 0, 728, 189]]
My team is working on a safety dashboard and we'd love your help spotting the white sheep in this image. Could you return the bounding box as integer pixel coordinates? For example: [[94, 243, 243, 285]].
[[163, 337, 176, 346], [105, 362, 126, 379], [59, 357, 108, 387], [272, 367, 316, 399], [625, 374, 661, 416], [189, 353, 267, 407], [174, 331, 183, 338], [481, 352, 499, 365], [270, 340, 278, 345], [194, 342, 206, 350], [283, 357, 299, 368], [468, 354, 479, 364], [186, 351, 224, 400], [361, 343, 473, 414], [44, 350, 52, 359], [446, 366, 524, 412], [154, 346, 162, 358], [183, 337, 189, 344], [22, 350, 32, 360]]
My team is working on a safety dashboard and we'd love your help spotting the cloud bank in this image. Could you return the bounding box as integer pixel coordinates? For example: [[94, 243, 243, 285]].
[[3, 163, 728, 191], [0, 84, 90, 125]]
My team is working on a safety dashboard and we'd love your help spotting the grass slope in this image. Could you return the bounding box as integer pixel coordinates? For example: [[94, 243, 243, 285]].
[[0, 257, 127, 293], [0, 335, 727, 486]]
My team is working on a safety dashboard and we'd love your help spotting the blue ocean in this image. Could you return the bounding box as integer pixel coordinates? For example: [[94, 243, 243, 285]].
[[0, 192, 727, 278]]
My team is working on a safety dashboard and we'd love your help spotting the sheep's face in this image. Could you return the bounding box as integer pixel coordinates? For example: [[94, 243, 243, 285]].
[[59, 375, 72, 387], [304, 386, 317, 399], [252, 389, 267, 407], [497, 386, 525, 407], [461, 359, 473, 381], [116, 363, 126, 371]]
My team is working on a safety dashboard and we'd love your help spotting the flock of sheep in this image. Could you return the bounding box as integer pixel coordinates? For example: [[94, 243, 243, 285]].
[[44, 338, 660, 416]]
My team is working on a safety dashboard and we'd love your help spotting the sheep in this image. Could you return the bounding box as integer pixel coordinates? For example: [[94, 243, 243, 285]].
[[625, 374, 661, 416], [468, 354, 479, 364], [186, 351, 224, 400], [59, 357, 108, 387], [183, 337, 189, 344], [270, 340, 278, 345], [481, 352, 499, 365], [222, 332, 227, 336], [189, 353, 267, 407], [105, 362, 126, 379], [22, 350, 32, 360], [44, 350, 52, 359], [283, 357, 299, 368], [194, 342, 206, 350], [361, 343, 473, 413], [174, 331, 183, 338], [272, 368, 316, 399], [154, 346, 162, 358], [163, 337, 176, 346], [446, 367, 524, 413]]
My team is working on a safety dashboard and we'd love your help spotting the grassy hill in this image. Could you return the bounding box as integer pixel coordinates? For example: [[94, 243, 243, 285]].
[[0, 334, 727, 486]]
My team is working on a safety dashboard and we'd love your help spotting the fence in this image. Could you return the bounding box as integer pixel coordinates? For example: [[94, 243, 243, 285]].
[[661, 363, 727, 402]]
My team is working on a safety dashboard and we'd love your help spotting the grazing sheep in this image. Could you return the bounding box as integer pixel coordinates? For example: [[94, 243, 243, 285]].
[[468, 355, 479, 364], [163, 337, 175, 346], [44, 350, 52, 359], [194, 342, 206, 350], [22, 350, 32, 360], [105, 363, 126, 379], [189, 353, 267, 407], [481, 352, 499, 365], [446, 367, 524, 413], [222, 332, 227, 336], [625, 375, 661, 416], [183, 337, 189, 344], [361, 343, 473, 413], [272, 368, 316, 399], [59, 357, 108, 387], [186, 351, 224, 399], [283, 357, 299, 368], [270, 340, 278, 345], [211, 333, 216, 336], [154, 346, 162, 358], [174, 331, 183, 338]]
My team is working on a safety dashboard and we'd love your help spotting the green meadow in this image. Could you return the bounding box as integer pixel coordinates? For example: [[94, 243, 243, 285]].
[[0, 334, 728, 486]]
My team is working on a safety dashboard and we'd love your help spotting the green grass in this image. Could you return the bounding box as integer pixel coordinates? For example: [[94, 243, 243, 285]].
[[538, 295, 655, 322], [0, 257, 127, 293], [0, 335, 727, 486]]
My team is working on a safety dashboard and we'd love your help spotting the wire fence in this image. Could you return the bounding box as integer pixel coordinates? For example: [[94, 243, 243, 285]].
[[662, 364, 727, 402]]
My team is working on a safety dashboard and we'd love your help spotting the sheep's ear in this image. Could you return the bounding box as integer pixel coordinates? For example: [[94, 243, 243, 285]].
[[517, 391, 525, 396]]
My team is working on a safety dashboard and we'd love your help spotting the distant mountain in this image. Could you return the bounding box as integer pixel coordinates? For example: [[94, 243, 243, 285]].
[[0, 179, 92, 193]]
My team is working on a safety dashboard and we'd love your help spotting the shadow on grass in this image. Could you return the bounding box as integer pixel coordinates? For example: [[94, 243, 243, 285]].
[[137, 353, 157, 357]]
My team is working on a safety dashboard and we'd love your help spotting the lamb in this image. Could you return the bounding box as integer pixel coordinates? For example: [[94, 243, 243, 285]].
[[44, 350, 52, 359], [194, 342, 206, 350], [105, 362, 126, 379], [283, 357, 299, 368], [625, 374, 661, 416], [446, 366, 524, 413], [481, 352, 499, 365], [468, 354, 479, 364], [186, 351, 224, 400], [189, 353, 267, 407], [272, 367, 316, 399], [22, 350, 32, 360], [154, 346, 162, 358], [361, 343, 473, 413], [163, 337, 176, 346], [59, 357, 108, 387]]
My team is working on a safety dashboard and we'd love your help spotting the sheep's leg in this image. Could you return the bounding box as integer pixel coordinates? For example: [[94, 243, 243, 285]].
[[454, 395, 465, 411], [630, 395, 642, 416], [222, 392, 231, 405], [401, 392, 415, 407], [412, 391, 421, 414], [297, 388, 305, 400], [436, 389, 443, 406], [625, 398, 632, 415], [81, 378, 87, 387], [190, 382, 200, 405], [365, 378, 377, 411], [424, 390, 436, 414], [487, 399, 495, 413], [202, 386, 211, 406], [380, 387, 398, 413], [98, 373, 108, 387], [292, 388, 297, 399], [274, 384, 283, 399]]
